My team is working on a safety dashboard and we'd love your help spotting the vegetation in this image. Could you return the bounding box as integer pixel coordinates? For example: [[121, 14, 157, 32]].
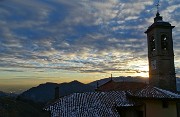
[[0, 97, 49, 117]]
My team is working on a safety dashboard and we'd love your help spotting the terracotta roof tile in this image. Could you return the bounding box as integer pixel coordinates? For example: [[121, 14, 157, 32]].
[[129, 85, 180, 99], [44, 91, 136, 117], [44, 85, 180, 117], [97, 80, 147, 91]]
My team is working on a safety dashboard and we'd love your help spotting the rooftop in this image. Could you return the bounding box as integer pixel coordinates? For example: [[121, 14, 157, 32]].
[[45, 91, 134, 117], [44, 86, 180, 117], [129, 86, 180, 99], [97, 80, 147, 91]]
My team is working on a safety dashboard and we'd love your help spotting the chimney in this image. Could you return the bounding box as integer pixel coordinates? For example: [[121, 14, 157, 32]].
[[111, 74, 112, 81], [97, 81, 99, 88], [55, 86, 60, 99], [95, 81, 99, 91]]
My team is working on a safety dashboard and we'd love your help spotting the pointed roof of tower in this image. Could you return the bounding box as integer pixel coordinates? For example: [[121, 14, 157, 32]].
[[154, 0, 162, 22], [145, 2, 175, 33], [154, 12, 163, 22], [145, 12, 174, 33]]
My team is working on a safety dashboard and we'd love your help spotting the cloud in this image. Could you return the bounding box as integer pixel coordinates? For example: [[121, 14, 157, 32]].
[[0, 69, 24, 72], [0, 0, 180, 79]]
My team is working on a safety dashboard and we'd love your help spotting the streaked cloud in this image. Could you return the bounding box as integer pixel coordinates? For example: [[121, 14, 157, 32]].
[[0, 0, 180, 85]]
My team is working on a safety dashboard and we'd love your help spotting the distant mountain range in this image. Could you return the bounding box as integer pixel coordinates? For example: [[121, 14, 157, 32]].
[[0, 91, 7, 97], [17, 76, 149, 103], [18, 80, 94, 103], [0, 91, 17, 98], [17, 76, 180, 103]]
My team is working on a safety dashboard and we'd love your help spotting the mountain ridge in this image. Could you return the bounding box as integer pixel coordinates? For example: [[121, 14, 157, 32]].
[[12, 77, 180, 103], [18, 80, 94, 103]]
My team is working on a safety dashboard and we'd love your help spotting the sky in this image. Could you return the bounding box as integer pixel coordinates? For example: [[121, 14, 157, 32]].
[[0, 0, 180, 93]]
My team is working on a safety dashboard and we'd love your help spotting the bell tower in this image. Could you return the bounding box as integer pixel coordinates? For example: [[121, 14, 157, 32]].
[[145, 11, 176, 91]]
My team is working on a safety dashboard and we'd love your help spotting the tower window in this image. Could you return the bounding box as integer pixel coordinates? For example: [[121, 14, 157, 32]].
[[150, 36, 155, 51], [161, 35, 168, 50]]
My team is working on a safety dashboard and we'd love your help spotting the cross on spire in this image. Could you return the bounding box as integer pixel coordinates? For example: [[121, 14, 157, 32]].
[[155, 0, 160, 13], [154, 0, 163, 22]]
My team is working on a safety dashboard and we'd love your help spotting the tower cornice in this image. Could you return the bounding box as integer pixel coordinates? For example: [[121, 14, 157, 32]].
[[145, 22, 175, 34]]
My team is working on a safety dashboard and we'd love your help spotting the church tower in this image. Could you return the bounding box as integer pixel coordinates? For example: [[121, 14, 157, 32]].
[[145, 11, 176, 91]]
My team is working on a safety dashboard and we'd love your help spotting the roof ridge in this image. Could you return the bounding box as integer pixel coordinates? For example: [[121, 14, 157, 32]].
[[154, 87, 180, 98]]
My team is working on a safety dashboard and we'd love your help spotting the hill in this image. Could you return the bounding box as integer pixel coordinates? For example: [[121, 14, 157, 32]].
[[18, 80, 94, 103], [0, 97, 49, 117], [18, 77, 180, 103], [0, 91, 17, 98], [0, 91, 8, 97]]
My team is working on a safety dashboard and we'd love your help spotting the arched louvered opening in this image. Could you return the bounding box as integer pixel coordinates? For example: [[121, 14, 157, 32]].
[[150, 36, 155, 51], [161, 34, 168, 50]]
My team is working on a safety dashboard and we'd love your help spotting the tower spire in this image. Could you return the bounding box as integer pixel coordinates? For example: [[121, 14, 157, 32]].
[[154, 1, 163, 22]]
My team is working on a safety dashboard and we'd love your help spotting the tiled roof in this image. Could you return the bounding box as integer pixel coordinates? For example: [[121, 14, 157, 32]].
[[44, 86, 180, 117], [129, 86, 180, 99], [44, 91, 136, 117], [97, 80, 147, 91]]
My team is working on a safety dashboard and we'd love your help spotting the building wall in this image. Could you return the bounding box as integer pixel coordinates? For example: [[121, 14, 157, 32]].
[[145, 100, 177, 117], [177, 103, 180, 117], [117, 106, 145, 117]]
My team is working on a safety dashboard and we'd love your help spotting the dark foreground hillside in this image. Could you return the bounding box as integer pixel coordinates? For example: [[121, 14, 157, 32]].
[[0, 97, 49, 117]]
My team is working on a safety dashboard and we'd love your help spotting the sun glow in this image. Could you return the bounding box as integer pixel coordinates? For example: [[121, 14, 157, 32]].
[[137, 65, 149, 77]]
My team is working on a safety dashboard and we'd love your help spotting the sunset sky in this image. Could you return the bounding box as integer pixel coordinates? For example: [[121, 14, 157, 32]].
[[0, 0, 180, 93]]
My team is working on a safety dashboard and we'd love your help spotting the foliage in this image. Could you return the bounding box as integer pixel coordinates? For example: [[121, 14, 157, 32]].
[[0, 97, 49, 117]]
